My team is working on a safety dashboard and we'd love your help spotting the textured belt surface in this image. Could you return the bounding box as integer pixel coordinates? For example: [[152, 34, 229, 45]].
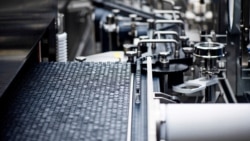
[[0, 62, 131, 141]]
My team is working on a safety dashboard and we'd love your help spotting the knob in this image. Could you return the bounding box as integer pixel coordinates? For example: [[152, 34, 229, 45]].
[[112, 9, 120, 16], [125, 51, 137, 62], [159, 51, 171, 68], [182, 47, 194, 58], [75, 56, 86, 62], [129, 14, 137, 21], [112, 9, 120, 24], [139, 36, 149, 53], [123, 44, 137, 53], [180, 36, 189, 47], [106, 14, 115, 24], [147, 19, 155, 30]]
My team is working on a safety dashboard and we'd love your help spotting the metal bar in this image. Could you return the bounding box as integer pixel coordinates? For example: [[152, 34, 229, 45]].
[[153, 31, 179, 40], [138, 39, 178, 44], [127, 73, 134, 141], [200, 34, 227, 38], [222, 72, 238, 103], [155, 19, 184, 25], [217, 81, 229, 103], [146, 56, 156, 141]]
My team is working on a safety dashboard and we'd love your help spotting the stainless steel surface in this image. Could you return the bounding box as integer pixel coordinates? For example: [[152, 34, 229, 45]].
[[57, 13, 65, 34], [159, 51, 170, 67], [146, 56, 156, 141], [127, 73, 134, 141], [0, 0, 57, 97], [138, 39, 178, 44]]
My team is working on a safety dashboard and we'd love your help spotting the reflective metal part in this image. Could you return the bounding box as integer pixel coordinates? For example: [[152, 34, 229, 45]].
[[75, 56, 86, 62], [173, 77, 218, 95], [2, 1, 250, 140], [154, 19, 184, 26], [153, 10, 181, 15], [147, 19, 155, 30], [106, 14, 115, 24], [159, 51, 171, 68], [153, 31, 179, 40], [126, 73, 134, 141], [123, 44, 137, 52], [125, 51, 137, 62], [228, 0, 235, 32], [200, 32, 227, 42], [194, 42, 225, 59], [138, 39, 179, 58], [102, 14, 118, 51], [138, 39, 178, 46], [153, 19, 185, 38], [57, 13, 65, 34], [162, 104, 250, 141], [182, 47, 194, 58], [146, 57, 157, 141]]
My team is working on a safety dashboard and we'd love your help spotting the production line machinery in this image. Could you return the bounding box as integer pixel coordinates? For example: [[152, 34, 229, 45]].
[[91, 0, 240, 103], [0, 0, 250, 141], [91, 0, 250, 140]]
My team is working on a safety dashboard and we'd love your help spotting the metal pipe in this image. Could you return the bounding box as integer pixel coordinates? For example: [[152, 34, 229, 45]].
[[138, 39, 178, 44], [147, 57, 157, 141], [153, 31, 179, 40], [155, 19, 184, 25], [162, 104, 250, 141], [137, 39, 179, 58], [126, 73, 134, 141]]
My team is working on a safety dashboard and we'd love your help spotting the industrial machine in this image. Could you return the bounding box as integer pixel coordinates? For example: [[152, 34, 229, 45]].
[[0, 0, 250, 141]]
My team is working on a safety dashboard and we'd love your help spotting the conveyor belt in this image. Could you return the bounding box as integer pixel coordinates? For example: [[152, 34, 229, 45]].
[[0, 62, 131, 141]]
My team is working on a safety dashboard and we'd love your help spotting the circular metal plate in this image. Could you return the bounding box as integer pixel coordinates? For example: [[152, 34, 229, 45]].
[[194, 42, 225, 59]]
